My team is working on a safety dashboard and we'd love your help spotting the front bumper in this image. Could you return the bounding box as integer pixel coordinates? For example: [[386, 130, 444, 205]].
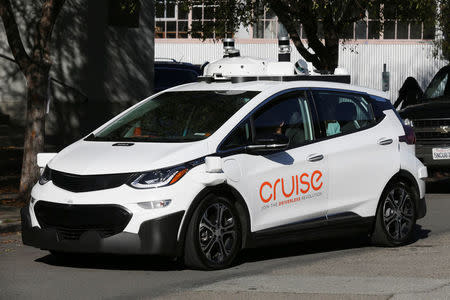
[[21, 206, 185, 256]]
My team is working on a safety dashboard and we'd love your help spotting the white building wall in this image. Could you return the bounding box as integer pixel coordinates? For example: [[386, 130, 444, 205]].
[[155, 41, 448, 101]]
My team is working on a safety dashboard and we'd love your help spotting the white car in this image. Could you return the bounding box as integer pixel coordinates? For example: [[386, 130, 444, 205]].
[[22, 44, 427, 270]]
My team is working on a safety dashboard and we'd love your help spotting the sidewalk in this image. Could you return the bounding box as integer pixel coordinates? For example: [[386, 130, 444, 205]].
[[0, 195, 21, 234]]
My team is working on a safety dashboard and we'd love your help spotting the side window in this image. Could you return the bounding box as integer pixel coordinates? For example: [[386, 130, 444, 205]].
[[220, 120, 251, 150], [252, 91, 314, 147], [312, 91, 376, 136]]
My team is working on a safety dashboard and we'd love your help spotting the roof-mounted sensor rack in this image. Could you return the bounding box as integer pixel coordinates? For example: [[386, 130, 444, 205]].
[[198, 74, 351, 84], [200, 37, 351, 84]]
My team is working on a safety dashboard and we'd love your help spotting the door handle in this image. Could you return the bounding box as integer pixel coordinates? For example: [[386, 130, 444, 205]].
[[307, 154, 324, 162], [378, 138, 393, 146]]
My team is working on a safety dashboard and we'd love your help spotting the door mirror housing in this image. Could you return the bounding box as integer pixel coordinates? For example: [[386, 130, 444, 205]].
[[246, 134, 289, 154]]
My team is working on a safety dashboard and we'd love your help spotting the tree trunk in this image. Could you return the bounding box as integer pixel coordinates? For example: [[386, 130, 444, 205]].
[[18, 68, 48, 204], [322, 39, 340, 72]]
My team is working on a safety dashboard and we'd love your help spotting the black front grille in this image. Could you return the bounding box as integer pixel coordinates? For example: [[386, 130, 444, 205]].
[[416, 131, 450, 140], [50, 168, 133, 193], [414, 119, 450, 128], [412, 119, 450, 142], [34, 201, 132, 240]]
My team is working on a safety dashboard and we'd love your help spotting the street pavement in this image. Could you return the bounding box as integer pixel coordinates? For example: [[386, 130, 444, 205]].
[[0, 193, 449, 299]]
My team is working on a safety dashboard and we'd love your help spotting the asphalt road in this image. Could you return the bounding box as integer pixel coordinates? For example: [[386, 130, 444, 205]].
[[0, 191, 449, 299]]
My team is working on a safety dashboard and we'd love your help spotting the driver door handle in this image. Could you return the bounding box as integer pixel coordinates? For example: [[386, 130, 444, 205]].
[[307, 154, 324, 162], [378, 138, 393, 146]]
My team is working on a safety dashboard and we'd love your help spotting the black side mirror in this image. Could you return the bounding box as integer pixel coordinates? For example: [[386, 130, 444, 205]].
[[246, 134, 289, 154]]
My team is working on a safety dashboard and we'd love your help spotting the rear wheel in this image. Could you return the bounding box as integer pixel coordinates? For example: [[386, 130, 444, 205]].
[[371, 181, 417, 246], [184, 194, 242, 270]]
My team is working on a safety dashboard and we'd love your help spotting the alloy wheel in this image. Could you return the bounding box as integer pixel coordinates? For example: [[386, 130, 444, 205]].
[[382, 187, 414, 241], [198, 203, 237, 264]]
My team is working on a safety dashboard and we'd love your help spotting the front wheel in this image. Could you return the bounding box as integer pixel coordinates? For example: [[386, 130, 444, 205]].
[[371, 181, 417, 246], [183, 195, 242, 270]]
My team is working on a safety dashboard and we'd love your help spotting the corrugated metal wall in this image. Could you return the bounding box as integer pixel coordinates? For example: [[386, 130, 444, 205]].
[[155, 41, 448, 102], [338, 43, 447, 101]]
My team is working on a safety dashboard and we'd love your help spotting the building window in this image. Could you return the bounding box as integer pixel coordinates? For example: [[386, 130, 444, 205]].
[[155, 1, 177, 38], [155, 4, 435, 41], [156, 2, 225, 39], [252, 8, 279, 39]]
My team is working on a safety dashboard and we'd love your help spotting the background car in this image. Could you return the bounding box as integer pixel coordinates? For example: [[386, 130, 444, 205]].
[[399, 65, 450, 172], [154, 59, 202, 93]]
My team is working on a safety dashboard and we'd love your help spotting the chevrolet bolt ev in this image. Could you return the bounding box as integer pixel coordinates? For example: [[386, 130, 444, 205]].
[[21, 50, 427, 270]]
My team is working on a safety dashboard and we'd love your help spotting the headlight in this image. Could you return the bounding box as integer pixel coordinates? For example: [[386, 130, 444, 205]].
[[128, 158, 204, 189], [129, 166, 189, 189], [39, 166, 51, 185], [403, 118, 414, 127]]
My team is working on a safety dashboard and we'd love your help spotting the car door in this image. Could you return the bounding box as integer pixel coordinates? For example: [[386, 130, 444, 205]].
[[310, 89, 399, 219], [219, 90, 329, 233]]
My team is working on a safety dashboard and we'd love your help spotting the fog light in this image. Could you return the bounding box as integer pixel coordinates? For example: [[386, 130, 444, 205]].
[[138, 200, 171, 209]]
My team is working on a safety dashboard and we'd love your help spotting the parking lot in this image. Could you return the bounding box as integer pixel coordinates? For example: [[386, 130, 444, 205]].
[[0, 181, 449, 300]]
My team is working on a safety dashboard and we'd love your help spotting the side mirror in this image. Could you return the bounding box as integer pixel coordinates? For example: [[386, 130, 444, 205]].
[[37, 153, 57, 168], [246, 134, 289, 154], [205, 156, 223, 173]]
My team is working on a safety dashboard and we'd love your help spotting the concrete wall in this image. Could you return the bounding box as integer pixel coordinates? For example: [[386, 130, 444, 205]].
[[155, 41, 448, 101], [0, 0, 154, 148]]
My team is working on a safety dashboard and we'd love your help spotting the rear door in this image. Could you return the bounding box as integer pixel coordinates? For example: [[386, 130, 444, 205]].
[[310, 89, 399, 218]]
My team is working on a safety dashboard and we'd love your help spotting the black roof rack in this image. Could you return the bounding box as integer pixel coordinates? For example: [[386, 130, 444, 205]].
[[198, 74, 351, 84]]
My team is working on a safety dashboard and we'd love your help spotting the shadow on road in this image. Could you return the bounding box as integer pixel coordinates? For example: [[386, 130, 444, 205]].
[[34, 225, 431, 271], [239, 224, 430, 265], [426, 177, 450, 194], [36, 254, 183, 271]]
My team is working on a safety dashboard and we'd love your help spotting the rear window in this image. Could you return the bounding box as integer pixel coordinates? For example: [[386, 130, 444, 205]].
[[312, 90, 376, 137]]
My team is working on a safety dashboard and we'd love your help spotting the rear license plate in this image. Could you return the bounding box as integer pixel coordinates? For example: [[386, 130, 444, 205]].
[[432, 147, 450, 160]]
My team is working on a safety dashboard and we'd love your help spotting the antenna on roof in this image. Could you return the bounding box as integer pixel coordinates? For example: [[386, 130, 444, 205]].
[[223, 38, 240, 58]]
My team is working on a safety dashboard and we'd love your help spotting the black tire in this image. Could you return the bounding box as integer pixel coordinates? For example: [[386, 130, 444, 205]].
[[371, 181, 417, 246], [183, 194, 242, 270]]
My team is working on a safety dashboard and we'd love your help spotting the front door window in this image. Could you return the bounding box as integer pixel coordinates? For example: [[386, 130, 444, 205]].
[[252, 91, 314, 148]]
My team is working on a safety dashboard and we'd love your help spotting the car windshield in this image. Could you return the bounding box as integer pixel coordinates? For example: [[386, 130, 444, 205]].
[[87, 90, 259, 143], [423, 68, 449, 100]]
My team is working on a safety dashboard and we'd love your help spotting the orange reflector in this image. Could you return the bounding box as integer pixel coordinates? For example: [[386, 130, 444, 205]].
[[169, 169, 188, 185]]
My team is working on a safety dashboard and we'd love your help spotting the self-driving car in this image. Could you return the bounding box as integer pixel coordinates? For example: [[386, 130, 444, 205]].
[[22, 39, 427, 270]]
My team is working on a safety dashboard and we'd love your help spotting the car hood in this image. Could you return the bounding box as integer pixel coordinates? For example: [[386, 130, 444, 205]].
[[48, 140, 209, 175], [399, 99, 450, 119]]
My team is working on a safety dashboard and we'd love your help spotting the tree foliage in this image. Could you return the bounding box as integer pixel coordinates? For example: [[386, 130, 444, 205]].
[[436, 0, 449, 61], [178, 0, 441, 70]]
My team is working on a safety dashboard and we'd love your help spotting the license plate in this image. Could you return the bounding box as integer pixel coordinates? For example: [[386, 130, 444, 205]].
[[432, 147, 450, 160]]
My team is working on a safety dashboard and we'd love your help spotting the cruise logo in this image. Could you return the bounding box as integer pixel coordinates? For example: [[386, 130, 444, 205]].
[[259, 170, 323, 203]]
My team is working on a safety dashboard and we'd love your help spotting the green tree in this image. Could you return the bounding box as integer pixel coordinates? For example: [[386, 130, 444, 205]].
[[436, 0, 449, 60], [0, 0, 65, 204], [179, 0, 439, 71]]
